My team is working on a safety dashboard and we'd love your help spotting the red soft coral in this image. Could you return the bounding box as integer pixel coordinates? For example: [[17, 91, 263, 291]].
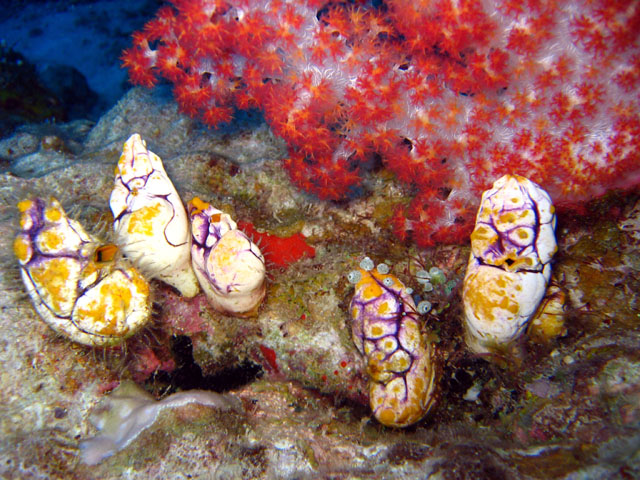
[[123, 0, 640, 247]]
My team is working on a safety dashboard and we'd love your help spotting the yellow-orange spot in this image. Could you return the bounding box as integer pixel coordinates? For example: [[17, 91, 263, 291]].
[[210, 213, 222, 223], [464, 270, 520, 324], [13, 235, 31, 263], [17, 199, 34, 213], [213, 233, 245, 268], [471, 228, 497, 250], [497, 212, 516, 225], [131, 269, 150, 296], [75, 276, 133, 336], [44, 204, 63, 223], [413, 376, 424, 394], [29, 258, 75, 314], [529, 287, 565, 342], [377, 301, 391, 315], [368, 359, 391, 383], [470, 225, 496, 243], [402, 327, 420, 351], [81, 261, 99, 284], [364, 341, 374, 355], [388, 351, 410, 372], [377, 409, 396, 426], [39, 229, 64, 252], [127, 203, 162, 236], [361, 280, 383, 300], [189, 196, 210, 215], [370, 325, 383, 337]]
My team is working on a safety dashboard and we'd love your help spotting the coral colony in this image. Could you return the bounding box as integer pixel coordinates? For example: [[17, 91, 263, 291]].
[[122, 0, 640, 247]]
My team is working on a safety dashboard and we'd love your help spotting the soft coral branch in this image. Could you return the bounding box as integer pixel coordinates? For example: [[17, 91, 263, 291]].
[[123, 0, 640, 245]]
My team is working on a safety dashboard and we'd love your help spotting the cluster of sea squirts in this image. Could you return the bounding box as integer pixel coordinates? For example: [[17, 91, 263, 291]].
[[14, 134, 267, 347], [13, 135, 563, 429], [347, 174, 564, 427]]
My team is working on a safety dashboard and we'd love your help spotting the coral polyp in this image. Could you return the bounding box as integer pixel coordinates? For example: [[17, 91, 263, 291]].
[[350, 265, 437, 427]]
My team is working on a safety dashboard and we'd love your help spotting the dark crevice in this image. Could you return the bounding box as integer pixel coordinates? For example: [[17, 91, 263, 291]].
[[151, 335, 263, 394]]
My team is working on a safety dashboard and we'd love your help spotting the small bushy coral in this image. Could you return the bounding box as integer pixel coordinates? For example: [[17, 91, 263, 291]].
[[122, 0, 640, 247]]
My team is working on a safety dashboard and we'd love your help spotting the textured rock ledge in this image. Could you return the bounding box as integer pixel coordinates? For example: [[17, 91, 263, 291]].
[[0, 88, 638, 479]]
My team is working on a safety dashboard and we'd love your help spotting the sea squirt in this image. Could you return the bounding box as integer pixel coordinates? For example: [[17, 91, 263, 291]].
[[349, 262, 437, 427], [462, 174, 558, 355], [110, 133, 199, 297], [14, 197, 151, 347], [188, 197, 266, 316]]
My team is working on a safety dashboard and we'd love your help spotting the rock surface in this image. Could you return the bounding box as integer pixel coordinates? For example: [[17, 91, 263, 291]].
[[0, 87, 638, 479]]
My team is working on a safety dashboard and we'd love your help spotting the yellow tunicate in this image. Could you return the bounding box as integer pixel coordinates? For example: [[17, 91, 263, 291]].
[[17, 196, 152, 347], [462, 174, 557, 355], [350, 266, 438, 428], [528, 285, 566, 343]]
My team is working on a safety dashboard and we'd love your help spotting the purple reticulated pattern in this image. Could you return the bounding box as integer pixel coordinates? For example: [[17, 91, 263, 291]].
[[19, 198, 92, 268], [471, 175, 557, 272], [190, 212, 210, 247], [350, 270, 421, 385]]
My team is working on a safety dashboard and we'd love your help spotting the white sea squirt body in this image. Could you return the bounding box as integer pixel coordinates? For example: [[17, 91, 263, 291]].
[[462, 174, 557, 354], [110, 133, 199, 297], [14, 197, 151, 347], [188, 197, 266, 316]]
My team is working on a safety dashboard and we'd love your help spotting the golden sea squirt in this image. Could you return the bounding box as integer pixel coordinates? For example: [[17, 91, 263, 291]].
[[14, 197, 151, 347], [349, 259, 437, 428], [110, 133, 199, 297], [187, 197, 266, 317], [462, 174, 558, 355]]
